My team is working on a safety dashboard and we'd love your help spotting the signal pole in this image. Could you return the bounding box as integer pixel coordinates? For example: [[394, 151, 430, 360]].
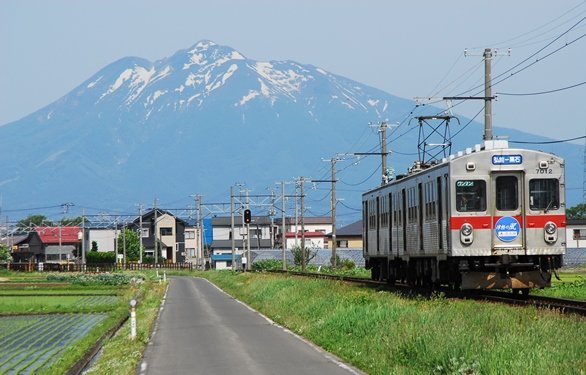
[[231, 186, 235, 270], [281, 181, 286, 270]]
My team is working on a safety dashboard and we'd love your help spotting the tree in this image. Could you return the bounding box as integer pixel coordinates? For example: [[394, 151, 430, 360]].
[[91, 241, 98, 252], [58, 217, 83, 226], [16, 215, 52, 230], [290, 245, 318, 267], [566, 203, 586, 220], [116, 228, 142, 262], [0, 244, 12, 263]]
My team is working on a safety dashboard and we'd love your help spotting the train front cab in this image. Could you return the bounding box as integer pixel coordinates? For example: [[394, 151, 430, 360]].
[[450, 148, 565, 291]]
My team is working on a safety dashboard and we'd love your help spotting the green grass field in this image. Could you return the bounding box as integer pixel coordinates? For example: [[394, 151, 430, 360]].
[[203, 271, 586, 375]]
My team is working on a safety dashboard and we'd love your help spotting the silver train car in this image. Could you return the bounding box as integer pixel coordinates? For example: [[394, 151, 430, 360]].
[[362, 140, 565, 291]]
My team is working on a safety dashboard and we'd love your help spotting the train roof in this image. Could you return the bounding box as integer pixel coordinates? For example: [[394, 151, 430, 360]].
[[363, 140, 563, 196]]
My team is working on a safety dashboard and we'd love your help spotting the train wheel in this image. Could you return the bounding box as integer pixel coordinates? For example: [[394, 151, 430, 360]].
[[371, 264, 380, 281]]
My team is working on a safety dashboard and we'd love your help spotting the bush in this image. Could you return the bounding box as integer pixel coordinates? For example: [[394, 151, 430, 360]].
[[46, 272, 141, 285], [86, 251, 116, 264], [252, 259, 283, 271]]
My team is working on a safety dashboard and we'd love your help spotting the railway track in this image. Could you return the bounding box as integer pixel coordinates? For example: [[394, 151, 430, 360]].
[[267, 270, 586, 316]]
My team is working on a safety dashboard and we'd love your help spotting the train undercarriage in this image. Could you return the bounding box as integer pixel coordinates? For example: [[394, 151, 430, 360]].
[[366, 254, 563, 293]]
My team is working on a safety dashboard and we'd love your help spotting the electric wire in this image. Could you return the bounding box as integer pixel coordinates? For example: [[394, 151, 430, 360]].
[[509, 135, 586, 144], [496, 80, 586, 96]]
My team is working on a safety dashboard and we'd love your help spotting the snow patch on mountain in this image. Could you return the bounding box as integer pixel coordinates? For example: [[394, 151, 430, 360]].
[[87, 76, 103, 89], [100, 68, 133, 100]]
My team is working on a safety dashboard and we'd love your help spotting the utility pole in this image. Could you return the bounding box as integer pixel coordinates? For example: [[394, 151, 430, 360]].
[[81, 209, 86, 265], [483, 48, 493, 141], [122, 222, 127, 265], [197, 195, 203, 269], [231, 186, 235, 270], [300, 177, 306, 272], [153, 199, 158, 265], [380, 122, 388, 185], [138, 204, 143, 264], [330, 158, 337, 268], [281, 181, 286, 270], [246, 190, 251, 271]]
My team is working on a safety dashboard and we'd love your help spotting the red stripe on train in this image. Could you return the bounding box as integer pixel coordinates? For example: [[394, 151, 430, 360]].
[[450, 214, 566, 229]]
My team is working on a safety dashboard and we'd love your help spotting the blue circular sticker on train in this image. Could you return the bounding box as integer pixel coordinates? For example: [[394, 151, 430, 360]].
[[495, 216, 520, 242]]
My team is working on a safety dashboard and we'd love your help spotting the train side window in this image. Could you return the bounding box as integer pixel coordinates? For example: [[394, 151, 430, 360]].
[[456, 180, 486, 212], [529, 179, 559, 211], [496, 176, 518, 211]]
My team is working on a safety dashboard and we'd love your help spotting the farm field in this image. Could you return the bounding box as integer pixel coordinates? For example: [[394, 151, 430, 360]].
[[0, 271, 147, 375]]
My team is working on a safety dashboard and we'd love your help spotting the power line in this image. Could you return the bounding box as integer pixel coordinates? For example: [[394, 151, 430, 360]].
[[509, 135, 586, 144], [496, 80, 586, 96]]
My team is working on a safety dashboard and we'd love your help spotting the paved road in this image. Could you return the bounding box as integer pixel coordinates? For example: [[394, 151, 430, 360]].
[[139, 276, 362, 375]]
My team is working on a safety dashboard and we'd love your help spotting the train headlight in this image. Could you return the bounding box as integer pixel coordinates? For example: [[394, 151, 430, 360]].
[[460, 223, 474, 244], [544, 222, 557, 235], [544, 221, 558, 244], [461, 223, 473, 236]]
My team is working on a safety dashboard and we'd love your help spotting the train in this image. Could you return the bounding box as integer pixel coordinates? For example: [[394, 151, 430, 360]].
[[362, 139, 565, 293]]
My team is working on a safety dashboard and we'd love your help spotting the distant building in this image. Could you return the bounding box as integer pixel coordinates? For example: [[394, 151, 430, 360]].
[[327, 220, 363, 250], [566, 218, 586, 248]]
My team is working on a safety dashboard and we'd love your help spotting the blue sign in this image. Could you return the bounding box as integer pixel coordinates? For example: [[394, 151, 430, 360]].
[[492, 154, 523, 165], [495, 216, 521, 242]]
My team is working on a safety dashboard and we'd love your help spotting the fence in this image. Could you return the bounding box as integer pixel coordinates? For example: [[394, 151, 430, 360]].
[[0, 262, 194, 272]]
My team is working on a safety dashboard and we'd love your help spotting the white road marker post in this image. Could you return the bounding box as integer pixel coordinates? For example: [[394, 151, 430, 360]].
[[130, 299, 137, 340]]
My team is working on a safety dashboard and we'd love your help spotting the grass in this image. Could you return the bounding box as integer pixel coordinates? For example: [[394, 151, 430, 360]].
[[202, 271, 586, 375]]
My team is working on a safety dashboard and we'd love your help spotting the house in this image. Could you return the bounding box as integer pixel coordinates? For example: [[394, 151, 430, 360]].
[[132, 209, 187, 263], [274, 217, 333, 248], [210, 216, 274, 252], [327, 220, 363, 250], [284, 231, 327, 249], [35, 226, 81, 263], [566, 218, 586, 248], [4, 231, 43, 262]]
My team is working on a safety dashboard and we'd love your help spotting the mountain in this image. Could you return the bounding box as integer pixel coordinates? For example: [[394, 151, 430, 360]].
[[0, 40, 582, 220]]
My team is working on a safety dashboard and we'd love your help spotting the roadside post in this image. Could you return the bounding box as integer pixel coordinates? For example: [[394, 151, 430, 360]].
[[130, 299, 137, 340]]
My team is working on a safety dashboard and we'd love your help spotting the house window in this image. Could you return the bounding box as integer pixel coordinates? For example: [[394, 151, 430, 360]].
[[250, 229, 262, 238], [573, 229, 586, 240], [160, 227, 173, 236], [141, 228, 149, 238], [185, 231, 195, 239], [187, 248, 196, 257], [337, 240, 348, 248]]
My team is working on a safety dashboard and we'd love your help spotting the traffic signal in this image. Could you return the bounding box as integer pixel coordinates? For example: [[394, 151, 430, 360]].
[[244, 209, 251, 224]]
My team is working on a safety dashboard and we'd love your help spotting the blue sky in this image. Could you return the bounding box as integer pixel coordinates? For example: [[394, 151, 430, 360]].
[[1, 0, 585, 142]]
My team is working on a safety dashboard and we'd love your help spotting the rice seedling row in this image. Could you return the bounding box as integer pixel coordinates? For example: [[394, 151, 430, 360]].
[[0, 314, 107, 374]]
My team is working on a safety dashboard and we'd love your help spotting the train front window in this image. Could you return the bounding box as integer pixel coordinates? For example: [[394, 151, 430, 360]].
[[529, 179, 559, 211], [456, 180, 486, 212], [496, 176, 518, 211]]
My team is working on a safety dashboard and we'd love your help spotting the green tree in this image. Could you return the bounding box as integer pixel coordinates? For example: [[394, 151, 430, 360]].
[[58, 217, 83, 226], [16, 215, 52, 229], [567, 203, 586, 219], [116, 228, 142, 261], [0, 244, 12, 263], [91, 241, 98, 252], [290, 245, 318, 267]]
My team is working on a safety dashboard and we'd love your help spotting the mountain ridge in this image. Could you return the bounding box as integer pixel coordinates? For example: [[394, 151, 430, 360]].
[[0, 40, 581, 220]]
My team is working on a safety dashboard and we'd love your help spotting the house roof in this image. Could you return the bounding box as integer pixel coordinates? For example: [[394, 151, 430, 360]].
[[1, 234, 28, 246], [329, 220, 363, 237], [275, 217, 333, 225], [567, 218, 586, 226], [35, 226, 81, 244], [211, 253, 242, 261]]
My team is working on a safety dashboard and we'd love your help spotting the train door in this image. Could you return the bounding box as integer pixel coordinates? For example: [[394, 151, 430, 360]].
[[491, 172, 525, 253]]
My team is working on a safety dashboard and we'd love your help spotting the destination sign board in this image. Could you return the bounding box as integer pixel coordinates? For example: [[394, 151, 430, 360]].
[[492, 154, 523, 165]]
